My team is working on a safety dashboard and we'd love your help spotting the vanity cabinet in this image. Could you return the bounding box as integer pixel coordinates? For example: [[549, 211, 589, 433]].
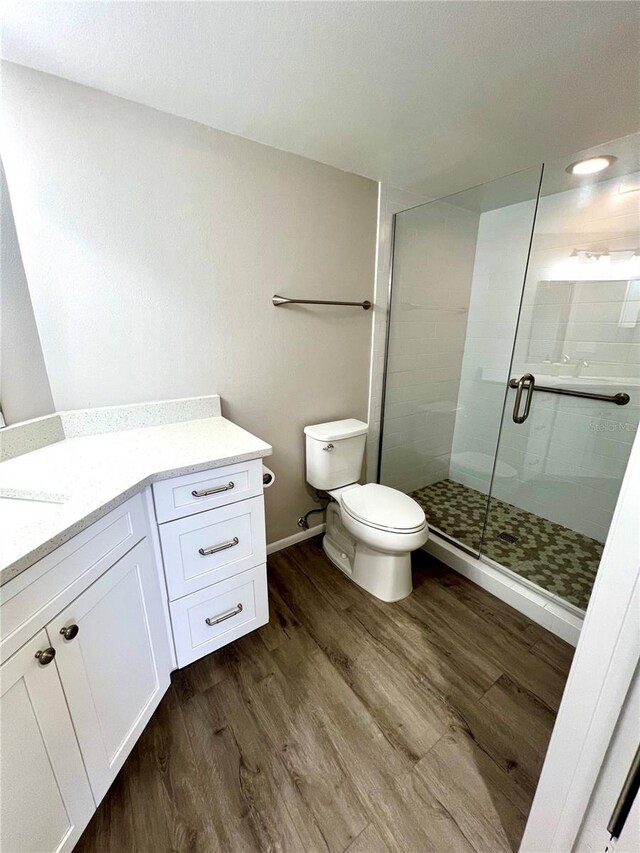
[[1, 455, 269, 851], [0, 496, 171, 853], [154, 458, 269, 667], [0, 631, 95, 853], [46, 539, 171, 803]]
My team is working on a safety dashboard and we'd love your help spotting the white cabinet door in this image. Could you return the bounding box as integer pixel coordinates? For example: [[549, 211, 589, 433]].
[[47, 539, 171, 803], [0, 631, 95, 853]]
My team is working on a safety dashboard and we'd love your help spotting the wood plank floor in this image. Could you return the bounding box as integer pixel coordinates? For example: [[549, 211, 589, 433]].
[[75, 537, 574, 853]]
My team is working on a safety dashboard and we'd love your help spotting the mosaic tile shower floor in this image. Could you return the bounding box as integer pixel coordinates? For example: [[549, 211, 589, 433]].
[[411, 479, 602, 611]]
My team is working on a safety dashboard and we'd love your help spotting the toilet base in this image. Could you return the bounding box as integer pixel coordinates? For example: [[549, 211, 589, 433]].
[[323, 503, 413, 602]]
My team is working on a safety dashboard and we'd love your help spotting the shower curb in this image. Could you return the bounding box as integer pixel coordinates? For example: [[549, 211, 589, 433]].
[[424, 536, 583, 646]]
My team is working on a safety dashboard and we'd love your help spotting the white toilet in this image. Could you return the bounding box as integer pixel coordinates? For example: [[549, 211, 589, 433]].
[[304, 418, 428, 602]]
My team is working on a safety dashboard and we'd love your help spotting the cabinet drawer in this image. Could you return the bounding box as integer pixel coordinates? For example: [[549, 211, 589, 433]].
[[0, 494, 147, 663], [159, 496, 265, 600], [169, 564, 268, 667], [153, 459, 263, 523]]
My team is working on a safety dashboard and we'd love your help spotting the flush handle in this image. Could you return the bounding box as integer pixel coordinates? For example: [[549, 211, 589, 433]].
[[323, 444, 334, 452], [512, 373, 536, 424]]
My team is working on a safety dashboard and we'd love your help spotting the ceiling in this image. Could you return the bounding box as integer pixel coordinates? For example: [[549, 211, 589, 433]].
[[2, 1, 639, 198]]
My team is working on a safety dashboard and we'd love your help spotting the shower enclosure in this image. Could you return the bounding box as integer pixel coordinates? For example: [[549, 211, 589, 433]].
[[378, 133, 639, 620]]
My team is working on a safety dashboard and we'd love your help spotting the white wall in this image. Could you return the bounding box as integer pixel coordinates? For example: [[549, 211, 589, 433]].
[[377, 197, 479, 493], [1, 63, 377, 543], [451, 175, 640, 542], [0, 160, 55, 424]]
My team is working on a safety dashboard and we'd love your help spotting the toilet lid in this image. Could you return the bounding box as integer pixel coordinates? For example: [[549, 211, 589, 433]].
[[341, 484, 426, 533]]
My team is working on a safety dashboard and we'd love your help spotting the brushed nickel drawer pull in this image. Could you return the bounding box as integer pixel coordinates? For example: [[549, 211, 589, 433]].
[[205, 603, 243, 626], [198, 536, 239, 556], [191, 481, 234, 497]]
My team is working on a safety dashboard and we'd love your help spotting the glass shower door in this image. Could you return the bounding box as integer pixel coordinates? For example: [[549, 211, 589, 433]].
[[483, 134, 640, 610], [378, 166, 543, 554]]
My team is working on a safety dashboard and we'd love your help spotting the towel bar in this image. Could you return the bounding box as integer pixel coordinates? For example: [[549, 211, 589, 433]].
[[508, 378, 630, 406], [273, 294, 372, 310]]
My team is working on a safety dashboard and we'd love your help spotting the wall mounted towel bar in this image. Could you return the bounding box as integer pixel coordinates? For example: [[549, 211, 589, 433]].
[[508, 378, 630, 406], [273, 294, 372, 310]]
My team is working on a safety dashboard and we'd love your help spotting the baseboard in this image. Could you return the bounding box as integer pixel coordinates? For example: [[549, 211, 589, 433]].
[[266, 524, 326, 556], [424, 535, 583, 646]]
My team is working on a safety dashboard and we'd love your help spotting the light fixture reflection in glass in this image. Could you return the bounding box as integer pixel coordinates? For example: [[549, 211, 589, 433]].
[[551, 247, 640, 280]]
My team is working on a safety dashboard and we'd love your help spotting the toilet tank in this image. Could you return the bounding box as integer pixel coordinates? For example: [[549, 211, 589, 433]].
[[304, 419, 368, 491]]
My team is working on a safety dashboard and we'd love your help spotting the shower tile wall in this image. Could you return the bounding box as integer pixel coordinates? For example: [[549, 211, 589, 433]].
[[451, 174, 640, 543], [379, 201, 478, 493], [449, 199, 537, 495], [367, 184, 428, 481]]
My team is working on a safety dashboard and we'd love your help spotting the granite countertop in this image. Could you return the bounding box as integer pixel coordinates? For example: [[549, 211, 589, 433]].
[[0, 416, 272, 585]]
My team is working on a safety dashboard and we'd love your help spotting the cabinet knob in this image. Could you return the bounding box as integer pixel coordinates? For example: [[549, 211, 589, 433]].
[[34, 647, 56, 666], [60, 624, 79, 641]]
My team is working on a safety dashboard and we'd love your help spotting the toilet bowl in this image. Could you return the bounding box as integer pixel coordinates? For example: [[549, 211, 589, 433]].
[[304, 419, 428, 602], [325, 483, 428, 601]]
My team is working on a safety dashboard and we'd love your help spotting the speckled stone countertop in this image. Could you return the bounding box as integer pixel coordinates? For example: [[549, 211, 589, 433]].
[[0, 416, 272, 585]]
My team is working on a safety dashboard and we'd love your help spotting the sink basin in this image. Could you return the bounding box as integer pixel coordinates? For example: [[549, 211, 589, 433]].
[[0, 489, 69, 527]]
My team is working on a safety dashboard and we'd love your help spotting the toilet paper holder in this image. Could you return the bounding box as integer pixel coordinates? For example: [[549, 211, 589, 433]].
[[262, 465, 275, 488]]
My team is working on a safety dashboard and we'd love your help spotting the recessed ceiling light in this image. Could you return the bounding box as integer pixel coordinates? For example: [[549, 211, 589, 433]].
[[566, 155, 617, 176]]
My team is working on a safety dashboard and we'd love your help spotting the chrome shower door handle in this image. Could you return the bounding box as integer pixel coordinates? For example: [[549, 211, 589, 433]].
[[512, 373, 536, 424]]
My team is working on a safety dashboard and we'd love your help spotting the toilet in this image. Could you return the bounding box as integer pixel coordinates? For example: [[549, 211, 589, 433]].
[[304, 418, 428, 602]]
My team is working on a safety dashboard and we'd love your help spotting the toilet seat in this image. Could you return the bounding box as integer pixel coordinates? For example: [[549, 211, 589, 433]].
[[340, 483, 426, 534]]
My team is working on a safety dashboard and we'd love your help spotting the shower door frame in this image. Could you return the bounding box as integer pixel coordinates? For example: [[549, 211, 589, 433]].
[[375, 211, 397, 495], [375, 168, 589, 642], [377, 169, 544, 564], [475, 168, 543, 562]]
